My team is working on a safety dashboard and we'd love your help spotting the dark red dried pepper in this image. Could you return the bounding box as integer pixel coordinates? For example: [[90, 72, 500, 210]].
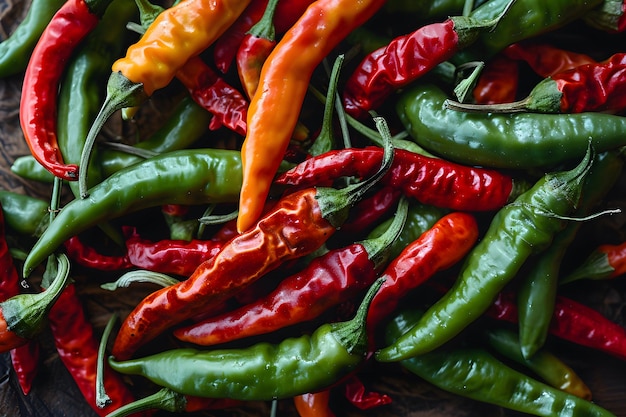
[[276, 146, 522, 211], [19, 0, 111, 181], [64, 235, 133, 271]]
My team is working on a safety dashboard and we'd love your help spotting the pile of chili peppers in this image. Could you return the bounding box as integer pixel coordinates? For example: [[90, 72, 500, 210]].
[[2, 0, 626, 415]]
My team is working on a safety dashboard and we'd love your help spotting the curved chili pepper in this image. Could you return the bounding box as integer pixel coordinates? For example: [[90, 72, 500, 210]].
[[485, 327, 593, 400], [10, 342, 40, 396], [63, 236, 133, 271], [376, 149, 592, 362], [109, 279, 384, 400], [385, 308, 616, 417], [111, 130, 393, 359], [19, 0, 113, 181], [397, 83, 626, 169], [276, 146, 523, 211], [123, 227, 224, 276], [22, 148, 243, 277], [172, 197, 408, 346], [502, 42, 597, 78], [341, 4, 514, 119], [237, 0, 387, 233], [294, 390, 336, 417], [562, 241, 626, 283], [473, 53, 519, 104], [447, 51, 626, 114], [0, 191, 48, 238]]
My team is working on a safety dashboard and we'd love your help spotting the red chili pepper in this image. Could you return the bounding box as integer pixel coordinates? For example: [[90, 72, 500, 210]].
[[124, 227, 224, 276], [276, 146, 521, 211], [10, 342, 40, 395], [112, 137, 394, 360], [64, 235, 133, 271], [502, 42, 597, 78], [473, 53, 519, 104], [340, 186, 402, 235], [172, 197, 407, 346], [341, 5, 514, 119], [561, 241, 626, 284], [19, 0, 111, 181], [343, 375, 392, 410], [176, 56, 248, 135], [47, 284, 144, 416], [294, 390, 336, 417], [488, 292, 626, 361]]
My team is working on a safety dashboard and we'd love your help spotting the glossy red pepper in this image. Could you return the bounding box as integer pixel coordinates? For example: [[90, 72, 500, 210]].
[[10, 342, 40, 395], [473, 53, 519, 104], [343, 375, 392, 410], [276, 146, 522, 211], [64, 235, 133, 271], [19, 0, 111, 181], [502, 42, 597, 78], [340, 186, 402, 235]]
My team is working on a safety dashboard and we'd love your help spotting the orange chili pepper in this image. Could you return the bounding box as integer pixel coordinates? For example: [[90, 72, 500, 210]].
[[294, 391, 336, 417], [237, 0, 387, 233]]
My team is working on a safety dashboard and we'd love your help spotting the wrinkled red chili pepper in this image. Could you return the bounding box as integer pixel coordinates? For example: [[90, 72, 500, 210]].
[[64, 236, 133, 271], [173, 197, 407, 346], [488, 292, 626, 361], [473, 53, 519, 104], [294, 390, 336, 417], [47, 284, 143, 416], [343, 375, 392, 410], [341, 4, 514, 119], [19, 0, 111, 181], [502, 42, 597, 78], [123, 227, 224, 276], [276, 146, 522, 211]]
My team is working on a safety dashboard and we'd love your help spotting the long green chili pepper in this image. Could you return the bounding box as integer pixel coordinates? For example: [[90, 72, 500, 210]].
[[376, 147, 593, 362], [384, 308, 616, 417], [109, 278, 384, 400], [397, 83, 626, 169], [0, 0, 66, 78], [0, 191, 48, 237], [517, 151, 624, 359], [22, 148, 243, 277]]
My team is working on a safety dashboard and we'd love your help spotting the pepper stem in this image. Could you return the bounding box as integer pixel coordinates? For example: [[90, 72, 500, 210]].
[[102, 387, 188, 417], [96, 312, 118, 408], [1, 254, 70, 339], [330, 277, 385, 355], [248, 0, 279, 40], [560, 250, 613, 284], [79, 71, 147, 198], [101, 270, 179, 291], [358, 197, 408, 270], [315, 116, 395, 228], [452, 0, 517, 48]]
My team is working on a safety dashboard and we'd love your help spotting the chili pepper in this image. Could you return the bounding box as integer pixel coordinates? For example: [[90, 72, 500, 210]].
[[385, 308, 616, 417], [22, 148, 243, 277], [236, 0, 280, 99], [173, 196, 408, 346], [447, 51, 626, 114], [502, 42, 597, 78], [0, 254, 69, 352], [123, 227, 224, 276], [584, 0, 626, 32], [237, 0, 388, 233], [10, 155, 55, 183], [103, 387, 240, 417], [341, 2, 515, 119], [397, 83, 626, 169], [488, 292, 626, 361], [109, 278, 384, 400], [10, 342, 40, 396], [277, 146, 523, 211], [47, 284, 140, 416], [0, 0, 66, 78], [339, 186, 402, 235], [516, 150, 623, 358], [342, 375, 392, 410], [111, 126, 394, 359], [63, 236, 133, 271], [78, 0, 252, 197], [376, 148, 592, 362], [294, 390, 336, 417], [485, 327, 593, 400], [562, 241, 626, 284], [0, 191, 48, 238], [19, 0, 113, 182], [472, 53, 519, 104]]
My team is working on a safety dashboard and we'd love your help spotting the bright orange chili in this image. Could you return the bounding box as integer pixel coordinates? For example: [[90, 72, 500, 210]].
[[237, 0, 386, 233]]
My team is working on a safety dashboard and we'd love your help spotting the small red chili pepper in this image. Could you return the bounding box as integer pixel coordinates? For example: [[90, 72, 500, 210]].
[[19, 0, 111, 181], [294, 390, 336, 417], [502, 42, 597, 78], [112, 129, 394, 360], [473, 53, 519, 104], [123, 227, 224, 276], [10, 342, 40, 396], [340, 186, 402, 235], [64, 235, 133, 271], [276, 146, 522, 212], [343, 375, 392, 410], [488, 292, 626, 361], [341, 2, 515, 119], [561, 241, 626, 284], [172, 197, 408, 346]]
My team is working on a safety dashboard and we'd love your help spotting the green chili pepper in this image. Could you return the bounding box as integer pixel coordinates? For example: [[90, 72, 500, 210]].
[[0, 0, 66, 78], [22, 148, 243, 277], [384, 308, 616, 417], [0, 191, 48, 237], [376, 147, 593, 362], [517, 150, 624, 359], [10, 155, 55, 183], [108, 278, 384, 401], [397, 83, 626, 169]]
